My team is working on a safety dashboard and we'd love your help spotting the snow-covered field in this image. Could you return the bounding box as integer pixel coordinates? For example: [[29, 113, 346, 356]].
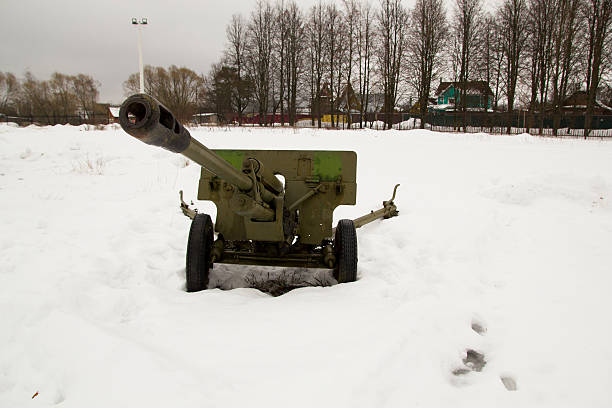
[[1, 124, 611, 407]]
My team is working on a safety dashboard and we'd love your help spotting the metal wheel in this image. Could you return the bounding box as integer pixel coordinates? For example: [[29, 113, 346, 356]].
[[186, 213, 213, 292]]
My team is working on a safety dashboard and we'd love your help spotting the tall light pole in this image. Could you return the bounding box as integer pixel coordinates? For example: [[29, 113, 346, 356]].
[[131, 18, 148, 93]]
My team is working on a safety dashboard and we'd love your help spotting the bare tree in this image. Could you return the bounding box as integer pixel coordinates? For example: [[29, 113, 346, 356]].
[[357, 1, 374, 127], [407, 0, 447, 128], [326, 3, 344, 127], [376, 0, 408, 130], [283, 1, 304, 126], [167, 67, 205, 121], [498, 0, 528, 133], [474, 14, 504, 112], [525, 0, 546, 131], [272, 1, 288, 125], [451, 0, 482, 130], [0, 72, 101, 123], [124, 65, 204, 122], [342, 0, 360, 127], [548, 0, 581, 135], [526, 0, 556, 132], [20, 73, 49, 120], [225, 14, 250, 124], [71, 74, 100, 119], [123, 65, 155, 96], [491, 21, 506, 112], [583, 0, 611, 137], [308, 1, 327, 127], [247, 0, 274, 125], [0, 72, 20, 115], [333, 12, 348, 128], [49, 73, 76, 120]]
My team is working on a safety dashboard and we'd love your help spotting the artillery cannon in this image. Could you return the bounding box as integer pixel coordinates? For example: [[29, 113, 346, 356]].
[[119, 94, 399, 292]]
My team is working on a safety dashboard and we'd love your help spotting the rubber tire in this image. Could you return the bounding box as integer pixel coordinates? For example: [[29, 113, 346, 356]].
[[334, 219, 358, 283], [186, 213, 213, 292]]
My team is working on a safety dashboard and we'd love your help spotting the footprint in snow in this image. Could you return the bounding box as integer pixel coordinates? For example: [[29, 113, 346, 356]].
[[500, 375, 518, 391], [471, 318, 487, 335], [452, 349, 487, 376], [452, 319, 518, 391]]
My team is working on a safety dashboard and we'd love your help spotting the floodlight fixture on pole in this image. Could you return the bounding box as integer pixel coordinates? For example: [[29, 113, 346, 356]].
[[131, 18, 148, 93]]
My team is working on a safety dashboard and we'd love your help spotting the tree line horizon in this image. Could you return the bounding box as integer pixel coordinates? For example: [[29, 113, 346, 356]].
[[1, 0, 610, 135]]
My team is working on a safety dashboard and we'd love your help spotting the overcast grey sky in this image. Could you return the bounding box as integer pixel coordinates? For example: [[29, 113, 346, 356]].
[[1, 0, 497, 104]]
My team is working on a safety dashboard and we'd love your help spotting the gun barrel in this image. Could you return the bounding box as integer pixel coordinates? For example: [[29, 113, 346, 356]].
[[119, 94, 253, 191]]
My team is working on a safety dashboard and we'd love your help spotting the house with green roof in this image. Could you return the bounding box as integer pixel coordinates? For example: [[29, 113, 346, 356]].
[[433, 81, 494, 111]]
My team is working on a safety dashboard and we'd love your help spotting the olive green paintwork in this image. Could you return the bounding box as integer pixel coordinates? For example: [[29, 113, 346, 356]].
[[198, 150, 357, 245]]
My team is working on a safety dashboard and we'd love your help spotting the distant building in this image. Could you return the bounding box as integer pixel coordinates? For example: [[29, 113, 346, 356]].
[[108, 106, 120, 123], [560, 90, 612, 114], [409, 98, 437, 114], [433, 81, 493, 111], [335, 84, 362, 113], [193, 112, 219, 125]]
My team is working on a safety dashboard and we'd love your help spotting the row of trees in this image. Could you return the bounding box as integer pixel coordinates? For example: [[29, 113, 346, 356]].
[[0, 68, 206, 125], [207, 0, 610, 134], [210, 0, 415, 129], [477, 0, 612, 134], [521, 0, 612, 134], [123, 65, 206, 122], [0, 72, 100, 121], [2, 0, 609, 135]]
